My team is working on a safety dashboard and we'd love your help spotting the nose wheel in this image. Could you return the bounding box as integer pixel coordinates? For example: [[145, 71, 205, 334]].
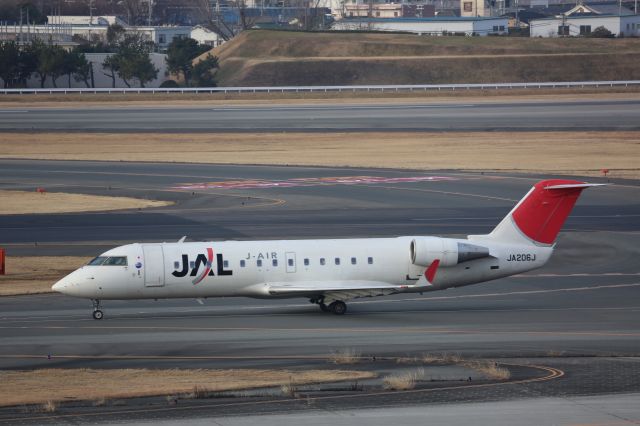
[[91, 299, 104, 320]]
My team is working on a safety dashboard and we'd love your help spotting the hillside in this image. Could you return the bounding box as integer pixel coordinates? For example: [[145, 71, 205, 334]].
[[204, 30, 640, 86]]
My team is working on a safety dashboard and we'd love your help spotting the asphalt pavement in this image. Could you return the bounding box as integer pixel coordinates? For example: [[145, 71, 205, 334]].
[[1, 99, 640, 131], [0, 160, 639, 424]]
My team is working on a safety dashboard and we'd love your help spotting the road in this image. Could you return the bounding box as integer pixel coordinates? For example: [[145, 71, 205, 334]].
[[1, 99, 640, 131]]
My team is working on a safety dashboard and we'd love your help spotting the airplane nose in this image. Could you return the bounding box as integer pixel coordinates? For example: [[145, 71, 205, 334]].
[[51, 278, 67, 293]]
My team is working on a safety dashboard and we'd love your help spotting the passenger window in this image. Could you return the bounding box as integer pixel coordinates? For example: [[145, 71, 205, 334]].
[[304, 258, 309, 266], [320, 258, 326, 265], [240, 260, 246, 267], [368, 257, 373, 264], [351, 257, 357, 265], [174, 261, 180, 269], [335, 258, 340, 265], [223, 260, 229, 268], [288, 259, 294, 267], [190, 261, 195, 269], [273, 259, 278, 267], [257, 259, 262, 267]]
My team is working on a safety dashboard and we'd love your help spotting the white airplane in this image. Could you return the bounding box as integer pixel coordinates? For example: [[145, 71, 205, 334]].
[[52, 179, 602, 319]]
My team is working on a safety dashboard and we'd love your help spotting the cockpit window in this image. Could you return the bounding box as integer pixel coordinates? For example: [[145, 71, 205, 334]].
[[88, 256, 108, 266], [103, 256, 128, 266], [88, 256, 127, 266]]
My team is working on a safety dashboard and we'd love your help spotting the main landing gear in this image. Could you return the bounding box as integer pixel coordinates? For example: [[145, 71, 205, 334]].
[[91, 299, 104, 320], [314, 299, 348, 315]]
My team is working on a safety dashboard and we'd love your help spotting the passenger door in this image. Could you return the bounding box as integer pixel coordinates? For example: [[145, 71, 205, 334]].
[[142, 245, 165, 287]]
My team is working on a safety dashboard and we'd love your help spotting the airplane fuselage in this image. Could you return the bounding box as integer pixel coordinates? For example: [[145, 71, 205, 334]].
[[57, 236, 552, 300]]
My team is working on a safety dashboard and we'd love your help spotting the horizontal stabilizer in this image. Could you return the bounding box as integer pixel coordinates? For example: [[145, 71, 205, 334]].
[[544, 183, 607, 190]]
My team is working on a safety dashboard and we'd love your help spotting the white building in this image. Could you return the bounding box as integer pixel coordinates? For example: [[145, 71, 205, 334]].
[[530, 14, 640, 37], [190, 25, 224, 47], [332, 16, 509, 35], [1, 19, 202, 52], [46, 15, 126, 26]]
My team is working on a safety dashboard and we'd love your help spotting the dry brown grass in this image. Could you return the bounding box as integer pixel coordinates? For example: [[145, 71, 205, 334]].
[[0, 368, 375, 407], [383, 368, 425, 390], [0, 131, 637, 179], [205, 31, 640, 86], [210, 31, 640, 61], [329, 348, 361, 364], [0, 89, 639, 108], [40, 400, 58, 413], [461, 360, 511, 380], [420, 353, 511, 380], [0, 190, 171, 215], [0, 256, 90, 296]]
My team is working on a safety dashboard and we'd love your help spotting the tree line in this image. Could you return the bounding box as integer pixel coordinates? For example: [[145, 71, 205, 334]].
[[0, 26, 219, 89]]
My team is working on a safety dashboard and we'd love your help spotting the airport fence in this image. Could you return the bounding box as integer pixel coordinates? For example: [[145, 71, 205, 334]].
[[1, 80, 639, 95]]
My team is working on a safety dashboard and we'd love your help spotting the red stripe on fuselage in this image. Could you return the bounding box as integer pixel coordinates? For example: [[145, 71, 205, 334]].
[[192, 247, 214, 285]]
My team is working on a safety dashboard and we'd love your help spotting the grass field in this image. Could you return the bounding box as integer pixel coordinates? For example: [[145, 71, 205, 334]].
[[204, 30, 640, 86], [1, 89, 640, 108], [1, 131, 637, 179], [0, 368, 375, 407], [0, 190, 171, 215], [0, 256, 90, 296]]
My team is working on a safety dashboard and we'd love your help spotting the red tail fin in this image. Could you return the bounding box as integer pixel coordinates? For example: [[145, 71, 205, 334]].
[[480, 179, 604, 246], [512, 180, 591, 244]]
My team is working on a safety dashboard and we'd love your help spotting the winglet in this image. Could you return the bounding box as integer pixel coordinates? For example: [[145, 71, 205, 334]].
[[178, 236, 187, 243], [425, 259, 440, 283]]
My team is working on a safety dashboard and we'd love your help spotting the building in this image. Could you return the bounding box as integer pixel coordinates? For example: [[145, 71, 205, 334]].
[[46, 15, 126, 26], [460, 0, 489, 17], [343, 2, 435, 18], [190, 25, 224, 47], [332, 16, 509, 34], [0, 17, 206, 52], [529, 4, 640, 36]]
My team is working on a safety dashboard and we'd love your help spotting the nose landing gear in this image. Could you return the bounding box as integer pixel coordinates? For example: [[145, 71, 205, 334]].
[[91, 299, 104, 320]]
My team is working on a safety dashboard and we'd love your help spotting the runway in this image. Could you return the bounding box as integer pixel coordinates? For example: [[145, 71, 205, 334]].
[[2, 98, 640, 131], [0, 159, 639, 424]]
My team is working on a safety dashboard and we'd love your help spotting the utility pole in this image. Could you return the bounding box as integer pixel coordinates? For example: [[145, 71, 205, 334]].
[[149, 0, 153, 26]]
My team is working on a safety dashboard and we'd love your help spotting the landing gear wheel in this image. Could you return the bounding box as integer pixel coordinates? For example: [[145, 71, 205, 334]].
[[319, 303, 330, 313], [91, 299, 103, 320], [329, 301, 347, 315]]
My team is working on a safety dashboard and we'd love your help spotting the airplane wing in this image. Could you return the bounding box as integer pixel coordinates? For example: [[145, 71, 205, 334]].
[[267, 280, 430, 305]]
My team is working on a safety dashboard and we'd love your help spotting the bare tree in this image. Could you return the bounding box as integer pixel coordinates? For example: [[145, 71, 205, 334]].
[[194, 0, 258, 42], [120, 0, 145, 24]]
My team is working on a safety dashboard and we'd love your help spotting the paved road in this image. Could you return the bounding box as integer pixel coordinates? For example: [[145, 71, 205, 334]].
[[1, 99, 640, 131], [1, 160, 639, 424]]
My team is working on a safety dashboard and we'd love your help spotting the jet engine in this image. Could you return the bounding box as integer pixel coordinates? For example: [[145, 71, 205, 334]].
[[410, 237, 491, 267]]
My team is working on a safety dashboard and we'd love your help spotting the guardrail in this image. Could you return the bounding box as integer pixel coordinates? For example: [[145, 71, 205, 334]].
[[1, 80, 639, 95]]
